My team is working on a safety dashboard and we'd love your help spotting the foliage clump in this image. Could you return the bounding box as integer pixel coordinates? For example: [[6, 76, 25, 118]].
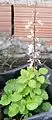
[[0, 67, 51, 118]]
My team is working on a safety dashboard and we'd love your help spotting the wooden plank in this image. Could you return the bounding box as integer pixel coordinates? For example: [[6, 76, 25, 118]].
[[0, 4, 11, 34], [36, 8, 52, 13], [0, 28, 11, 32], [35, 33, 52, 38]]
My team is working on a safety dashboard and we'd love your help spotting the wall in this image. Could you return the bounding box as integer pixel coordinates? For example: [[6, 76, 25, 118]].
[[14, 4, 52, 47], [0, 4, 11, 34], [0, 4, 52, 47]]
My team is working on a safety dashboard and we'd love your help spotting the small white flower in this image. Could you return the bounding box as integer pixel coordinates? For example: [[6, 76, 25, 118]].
[[36, 12, 39, 16], [28, 44, 34, 55], [38, 59, 41, 64], [25, 21, 33, 29], [34, 52, 40, 58], [37, 20, 44, 26], [30, 60, 34, 67], [28, 21, 32, 26], [27, 35, 33, 39], [37, 43, 41, 47], [25, 24, 30, 29], [30, 29, 33, 34], [27, 58, 34, 68], [35, 37, 39, 41]]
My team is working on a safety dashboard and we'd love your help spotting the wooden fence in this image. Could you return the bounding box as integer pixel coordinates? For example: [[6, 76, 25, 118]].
[[0, 4, 52, 45]]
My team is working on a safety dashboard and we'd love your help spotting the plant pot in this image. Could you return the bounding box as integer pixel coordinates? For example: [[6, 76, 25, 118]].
[[27, 109, 52, 120], [0, 63, 52, 120]]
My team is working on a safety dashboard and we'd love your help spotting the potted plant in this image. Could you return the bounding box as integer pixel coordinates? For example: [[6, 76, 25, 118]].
[[0, 66, 52, 120], [0, 2, 52, 119]]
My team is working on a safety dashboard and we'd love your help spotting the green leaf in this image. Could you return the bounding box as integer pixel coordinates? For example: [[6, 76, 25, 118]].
[[34, 96, 43, 106], [19, 102, 25, 114], [23, 108, 29, 115], [4, 107, 9, 115], [42, 102, 51, 112], [16, 83, 26, 93], [17, 76, 28, 84], [8, 103, 19, 117], [6, 79, 16, 85], [21, 99, 26, 105], [0, 95, 11, 106], [4, 80, 18, 93], [41, 90, 48, 100], [34, 69, 40, 76], [28, 80, 36, 88], [34, 88, 41, 95], [26, 96, 31, 102], [36, 82, 41, 88], [11, 92, 22, 102], [39, 67, 48, 75], [26, 99, 38, 110], [27, 67, 35, 79], [19, 106, 25, 114], [30, 90, 35, 98], [4, 84, 13, 94], [37, 76, 45, 84], [21, 69, 29, 78], [22, 86, 30, 97]]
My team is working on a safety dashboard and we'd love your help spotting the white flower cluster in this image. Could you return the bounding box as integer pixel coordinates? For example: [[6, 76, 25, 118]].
[[25, 11, 44, 67]]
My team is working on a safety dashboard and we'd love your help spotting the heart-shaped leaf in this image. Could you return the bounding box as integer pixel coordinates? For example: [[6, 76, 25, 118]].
[[8, 103, 19, 117], [39, 68, 48, 75], [26, 99, 38, 110], [41, 90, 48, 100], [37, 76, 45, 84], [28, 80, 36, 88], [0, 95, 11, 106]]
